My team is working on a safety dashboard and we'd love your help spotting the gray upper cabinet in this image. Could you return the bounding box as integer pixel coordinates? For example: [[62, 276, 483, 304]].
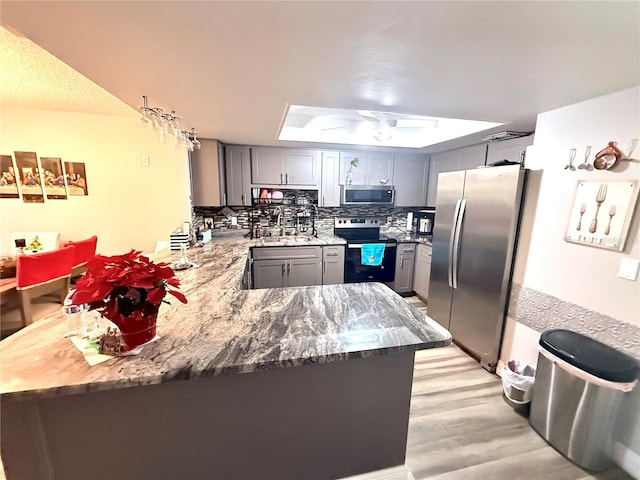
[[251, 147, 319, 187], [251, 147, 284, 185], [486, 135, 534, 165], [339, 152, 394, 185], [426, 150, 455, 207], [392, 154, 430, 206], [190, 138, 223, 206], [285, 149, 320, 185], [321, 151, 341, 207], [224, 145, 251, 206], [457, 144, 487, 171], [426, 144, 487, 206]]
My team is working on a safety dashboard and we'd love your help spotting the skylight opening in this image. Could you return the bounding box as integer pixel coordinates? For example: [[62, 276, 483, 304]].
[[278, 105, 504, 149]]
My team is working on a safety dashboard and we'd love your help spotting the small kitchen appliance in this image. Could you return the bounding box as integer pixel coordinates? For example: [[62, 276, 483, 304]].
[[414, 209, 435, 235], [333, 217, 397, 284], [341, 185, 395, 206]]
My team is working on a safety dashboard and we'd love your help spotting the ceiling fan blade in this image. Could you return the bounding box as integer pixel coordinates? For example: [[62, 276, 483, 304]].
[[321, 122, 360, 131], [356, 110, 380, 124]]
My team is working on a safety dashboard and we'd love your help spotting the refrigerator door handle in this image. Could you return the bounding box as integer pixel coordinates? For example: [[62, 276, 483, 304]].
[[448, 199, 463, 288], [452, 199, 467, 289]]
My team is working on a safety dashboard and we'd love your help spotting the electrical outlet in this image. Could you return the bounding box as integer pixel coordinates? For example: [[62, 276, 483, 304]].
[[617, 258, 639, 281], [142, 155, 150, 166], [231, 216, 238, 226], [387, 216, 393, 224]]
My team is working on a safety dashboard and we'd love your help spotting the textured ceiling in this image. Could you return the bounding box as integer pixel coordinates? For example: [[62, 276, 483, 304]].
[[0, 25, 133, 116], [1, 2, 639, 153]]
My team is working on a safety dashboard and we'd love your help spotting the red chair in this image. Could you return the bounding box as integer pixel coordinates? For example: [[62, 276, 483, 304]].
[[62, 236, 97, 278], [16, 245, 75, 326]]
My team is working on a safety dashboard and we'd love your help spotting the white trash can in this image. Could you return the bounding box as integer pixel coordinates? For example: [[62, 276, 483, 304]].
[[529, 329, 639, 471], [501, 359, 536, 404]]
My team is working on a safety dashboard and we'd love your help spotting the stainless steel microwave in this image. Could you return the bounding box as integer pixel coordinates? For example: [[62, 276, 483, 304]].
[[341, 185, 395, 205]]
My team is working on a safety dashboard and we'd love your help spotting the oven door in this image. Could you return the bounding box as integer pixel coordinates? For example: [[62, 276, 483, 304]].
[[344, 243, 397, 283]]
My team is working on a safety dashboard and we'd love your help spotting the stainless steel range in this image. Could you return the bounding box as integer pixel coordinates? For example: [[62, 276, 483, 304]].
[[333, 217, 397, 284]]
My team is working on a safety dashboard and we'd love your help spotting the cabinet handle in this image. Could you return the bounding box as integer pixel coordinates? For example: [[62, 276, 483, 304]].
[[286, 173, 289, 184], [241, 193, 245, 205], [223, 192, 227, 205], [282, 263, 286, 278], [400, 257, 405, 269], [326, 252, 338, 257], [323, 261, 326, 274], [280, 173, 283, 184], [287, 261, 291, 274], [322, 195, 325, 206]]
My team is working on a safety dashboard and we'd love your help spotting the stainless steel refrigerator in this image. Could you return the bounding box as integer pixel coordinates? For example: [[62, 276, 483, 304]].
[[428, 165, 527, 372]]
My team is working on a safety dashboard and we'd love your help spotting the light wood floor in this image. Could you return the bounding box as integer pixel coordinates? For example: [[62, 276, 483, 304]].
[[402, 296, 633, 480]]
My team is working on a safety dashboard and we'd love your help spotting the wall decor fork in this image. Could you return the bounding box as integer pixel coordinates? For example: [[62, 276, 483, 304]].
[[589, 184, 607, 233]]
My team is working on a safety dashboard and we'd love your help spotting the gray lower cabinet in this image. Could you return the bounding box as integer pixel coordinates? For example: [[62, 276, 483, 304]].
[[252, 246, 322, 289], [413, 243, 432, 301], [394, 243, 416, 293], [322, 245, 345, 285]]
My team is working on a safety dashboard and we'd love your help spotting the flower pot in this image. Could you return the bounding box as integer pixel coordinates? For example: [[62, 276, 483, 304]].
[[111, 311, 158, 349]]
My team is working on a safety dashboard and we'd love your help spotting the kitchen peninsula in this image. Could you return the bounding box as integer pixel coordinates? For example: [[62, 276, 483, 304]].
[[0, 236, 451, 480]]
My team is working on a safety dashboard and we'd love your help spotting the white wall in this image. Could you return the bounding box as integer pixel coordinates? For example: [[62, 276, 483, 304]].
[[501, 86, 640, 477], [516, 86, 640, 324], [0, 105, 192, 255]]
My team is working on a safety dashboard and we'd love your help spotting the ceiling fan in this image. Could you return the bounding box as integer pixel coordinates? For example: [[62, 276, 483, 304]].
[[319, 110, 439, 141]]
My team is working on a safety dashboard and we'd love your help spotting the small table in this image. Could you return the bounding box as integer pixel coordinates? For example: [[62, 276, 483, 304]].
[[0, 277, 17, 294]]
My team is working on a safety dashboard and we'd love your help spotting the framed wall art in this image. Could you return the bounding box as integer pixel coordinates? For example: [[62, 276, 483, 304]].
[[565, 180, 639, 251], [14, 151, 44, 203], [0, 154, 20, 199], [40, 157, 68, 200], [64, 161, 89, 196]]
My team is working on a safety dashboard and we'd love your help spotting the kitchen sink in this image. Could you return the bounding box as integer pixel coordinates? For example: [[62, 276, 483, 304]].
[[261, 236, 310, 243]]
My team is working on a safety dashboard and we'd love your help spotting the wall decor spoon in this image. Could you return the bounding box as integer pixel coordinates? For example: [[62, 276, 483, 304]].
[[565, 148, 576, 170], [604, 205, 616, 235], [578, 146, 592, 170]]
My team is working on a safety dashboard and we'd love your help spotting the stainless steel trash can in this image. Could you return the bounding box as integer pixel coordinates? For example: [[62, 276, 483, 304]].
[[529, 329, 638, 471]]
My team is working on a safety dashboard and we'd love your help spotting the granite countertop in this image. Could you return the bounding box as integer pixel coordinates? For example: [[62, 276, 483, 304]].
[[381, 229, 432, 245], [0, 239, 450, 401]]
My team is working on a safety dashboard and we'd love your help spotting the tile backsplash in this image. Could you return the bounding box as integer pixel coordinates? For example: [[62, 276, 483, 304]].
[[509, 283, 640, 359], [193, 192, 420, 235]]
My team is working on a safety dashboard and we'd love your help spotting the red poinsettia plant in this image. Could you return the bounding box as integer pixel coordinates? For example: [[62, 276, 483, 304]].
[[70, 250, 187, 322]]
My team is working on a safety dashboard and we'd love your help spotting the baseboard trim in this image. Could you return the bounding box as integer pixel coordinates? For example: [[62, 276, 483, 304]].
[[612, 441, 640, 479], [339, 464, 414, 480]]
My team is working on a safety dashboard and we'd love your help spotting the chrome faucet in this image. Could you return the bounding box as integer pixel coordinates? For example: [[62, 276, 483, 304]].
[[277, 211, 284, 236]]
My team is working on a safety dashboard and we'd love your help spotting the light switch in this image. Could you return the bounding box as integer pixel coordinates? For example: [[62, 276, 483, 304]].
[[617, 258, 639, 281]]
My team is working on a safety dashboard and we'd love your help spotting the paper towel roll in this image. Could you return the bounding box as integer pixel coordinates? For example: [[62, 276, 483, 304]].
[[406, 212, 413, 232]]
